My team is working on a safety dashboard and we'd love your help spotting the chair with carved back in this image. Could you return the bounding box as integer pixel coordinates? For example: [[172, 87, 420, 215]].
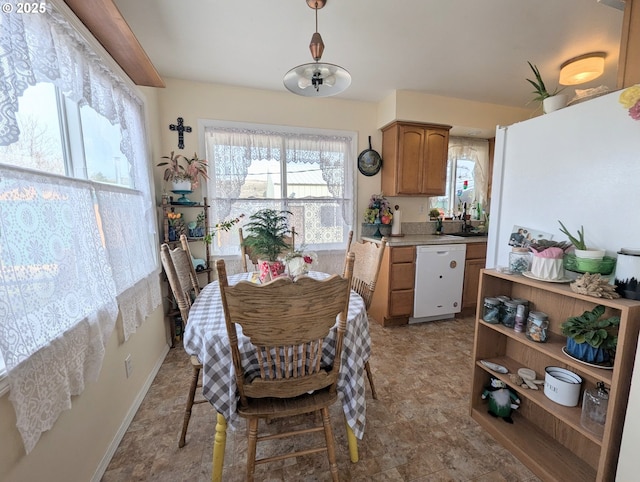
[[216, 253, 354, 481], [345, 231, 387, 399], [239, 226, 297, 273], [160, 237, 208, 448]]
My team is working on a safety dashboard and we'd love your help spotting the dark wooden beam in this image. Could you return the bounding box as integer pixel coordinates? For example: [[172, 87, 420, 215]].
[[63, 0, 165, 88]]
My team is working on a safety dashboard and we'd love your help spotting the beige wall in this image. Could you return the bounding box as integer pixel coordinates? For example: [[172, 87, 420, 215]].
[[0, 78, 537, 482], [156, 78, 531, 231], [0, 87, 170, 482]]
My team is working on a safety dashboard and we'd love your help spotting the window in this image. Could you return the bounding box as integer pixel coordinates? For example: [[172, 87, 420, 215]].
[[202, 121, 356, 256], [0, 0, 159, 453], [430, 137, 489, 218]]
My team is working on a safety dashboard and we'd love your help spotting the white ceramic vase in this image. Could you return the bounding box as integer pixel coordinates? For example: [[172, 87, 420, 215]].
[[543, 94, 568, 114], [531, 256, 564, 280], [172, 179, 192, 192]]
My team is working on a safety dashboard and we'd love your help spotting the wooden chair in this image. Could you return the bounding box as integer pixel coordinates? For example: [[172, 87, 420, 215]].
[[239, 226, 296, 272], [160, 239, 208, 448], [216, 253, 355, 481], [345, 231, 387, 400]]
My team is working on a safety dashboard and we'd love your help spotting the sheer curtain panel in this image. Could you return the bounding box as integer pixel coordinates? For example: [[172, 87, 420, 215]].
[[0, 166, 119, 453], [0, 0, 160, 452]]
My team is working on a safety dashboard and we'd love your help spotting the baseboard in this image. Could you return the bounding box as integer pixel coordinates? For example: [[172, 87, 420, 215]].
[[91, 343, 170, 482]]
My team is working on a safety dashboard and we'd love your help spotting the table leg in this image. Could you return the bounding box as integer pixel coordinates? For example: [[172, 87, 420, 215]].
[[211, 413, 227, 482], [346, 421, 359, 463]]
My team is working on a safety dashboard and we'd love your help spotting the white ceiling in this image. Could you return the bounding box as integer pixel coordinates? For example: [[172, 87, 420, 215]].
[[113, 0, 624, 108]]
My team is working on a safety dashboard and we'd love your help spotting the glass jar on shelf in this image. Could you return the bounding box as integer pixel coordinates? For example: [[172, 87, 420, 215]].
[[482, 297, 501, 324], [526, 311, 549, 342], [509, 247, 531, 274]]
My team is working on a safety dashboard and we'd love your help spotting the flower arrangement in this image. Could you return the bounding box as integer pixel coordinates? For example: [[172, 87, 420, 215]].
[[157, 151, 209, 188], [619, 84, 640, 121], [284, 244, 317, 278], [167, 211, 183, 226], [166, 210, 186, 241], [364, 193, 393, 224]]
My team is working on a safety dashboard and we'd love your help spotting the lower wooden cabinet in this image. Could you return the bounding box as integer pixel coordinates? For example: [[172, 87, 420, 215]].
[[369, 246, 415, 326], [462, 242, 487, 315]]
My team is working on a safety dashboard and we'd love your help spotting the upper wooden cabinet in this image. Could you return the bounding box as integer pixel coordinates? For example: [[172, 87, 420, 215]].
[[381, 121, 451, 196]]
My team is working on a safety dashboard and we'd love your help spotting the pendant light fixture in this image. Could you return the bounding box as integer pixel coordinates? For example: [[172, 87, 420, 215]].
[[283, 0, 351, 97]]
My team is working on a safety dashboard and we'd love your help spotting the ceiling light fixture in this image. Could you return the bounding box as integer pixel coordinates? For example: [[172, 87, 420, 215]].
[[283, 0, 351, 97], [559, 52, 606, 85]]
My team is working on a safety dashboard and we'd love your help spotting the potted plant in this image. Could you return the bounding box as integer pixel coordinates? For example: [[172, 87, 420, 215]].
[[429, 208, 441, 220], [558, 221, 605, 272], [526, 61, 567, 114], [561, 304, 619, 364], [528, 240, 571, 280], [242, 209, 292, 281], [157, 151, 209, 191]]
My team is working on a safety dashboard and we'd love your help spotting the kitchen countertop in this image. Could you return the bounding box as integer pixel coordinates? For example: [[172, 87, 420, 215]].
[[362, 234, 488, 247]]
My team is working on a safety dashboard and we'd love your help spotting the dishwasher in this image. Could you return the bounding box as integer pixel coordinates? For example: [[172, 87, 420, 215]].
[[410, 244, 466, 323]]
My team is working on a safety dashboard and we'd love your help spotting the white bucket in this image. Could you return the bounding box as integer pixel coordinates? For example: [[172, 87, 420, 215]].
[[544, 367, 582, 407]]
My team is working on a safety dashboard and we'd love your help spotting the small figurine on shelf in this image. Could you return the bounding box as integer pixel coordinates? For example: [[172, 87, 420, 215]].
[[481, 377, 521, 424]]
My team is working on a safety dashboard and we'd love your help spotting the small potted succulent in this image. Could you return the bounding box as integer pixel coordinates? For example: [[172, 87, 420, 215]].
[[558, 221, 605, 272], [526, 61, 567, 113], [561, 304, 619, 364]]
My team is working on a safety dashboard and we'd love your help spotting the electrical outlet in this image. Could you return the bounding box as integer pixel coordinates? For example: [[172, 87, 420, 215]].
[[124, 354, 133, 378], [419, 203, 425, 214]]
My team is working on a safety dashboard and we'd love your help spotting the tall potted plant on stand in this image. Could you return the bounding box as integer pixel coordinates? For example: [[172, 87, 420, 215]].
[[242, 209, 292, 282], [526, 61, 567, 114]]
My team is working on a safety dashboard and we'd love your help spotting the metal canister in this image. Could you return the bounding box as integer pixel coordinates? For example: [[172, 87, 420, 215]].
[[482, 297, 501, 324], [526, 311, 549, 342]]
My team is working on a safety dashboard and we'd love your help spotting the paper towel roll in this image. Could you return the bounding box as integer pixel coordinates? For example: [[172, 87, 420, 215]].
[[391, 206, 402, 235]]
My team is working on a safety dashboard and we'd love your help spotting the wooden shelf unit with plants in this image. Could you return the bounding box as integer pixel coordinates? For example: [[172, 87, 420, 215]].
[[160, 196, 212, 345], [470, 269, 640, 482]]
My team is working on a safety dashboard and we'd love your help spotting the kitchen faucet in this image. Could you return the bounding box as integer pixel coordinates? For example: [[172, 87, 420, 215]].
[[461, 202, 472, 233]]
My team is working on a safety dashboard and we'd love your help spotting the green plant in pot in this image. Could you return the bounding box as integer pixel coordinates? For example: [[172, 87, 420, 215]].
[[561, 305, 619, 364], [428, 208, 441, 220], [242, 209, 292, 262], [526, 62, 566, 113], [558, 220, 605, 272]]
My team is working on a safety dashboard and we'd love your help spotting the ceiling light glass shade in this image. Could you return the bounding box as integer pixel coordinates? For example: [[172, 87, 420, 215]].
[[283, 62, 351, 97], [559, 52, 606, 85]]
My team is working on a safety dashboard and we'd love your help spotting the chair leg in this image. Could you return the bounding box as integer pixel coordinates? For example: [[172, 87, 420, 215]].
[[364, 360, 378, 400], [246, 418, 259, 482], [179, 364, 200, 448], [321, 407, 339, 482]]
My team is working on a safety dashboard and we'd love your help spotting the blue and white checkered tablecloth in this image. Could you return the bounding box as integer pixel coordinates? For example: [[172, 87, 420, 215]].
[[183, 271, 370, 439]]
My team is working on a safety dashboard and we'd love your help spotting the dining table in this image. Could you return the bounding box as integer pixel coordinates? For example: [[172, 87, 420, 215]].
[[183, 270, 371, 481]]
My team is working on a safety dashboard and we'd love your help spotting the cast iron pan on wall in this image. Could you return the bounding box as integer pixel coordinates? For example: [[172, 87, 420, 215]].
[[358, 136, 382, 176]]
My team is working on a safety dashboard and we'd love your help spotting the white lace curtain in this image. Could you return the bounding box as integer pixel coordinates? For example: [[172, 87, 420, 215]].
[[448, 136, 490, 207], [204, 125, 354, 222], [0, 0, 160, 452]]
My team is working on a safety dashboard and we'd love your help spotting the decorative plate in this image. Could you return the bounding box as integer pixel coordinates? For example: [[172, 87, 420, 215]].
[[522, 271, 572, 283], [562, 346, 614, 370]]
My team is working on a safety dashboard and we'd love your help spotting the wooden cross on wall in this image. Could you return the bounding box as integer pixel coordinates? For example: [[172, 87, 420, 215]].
[[169, 117, 192, 149]]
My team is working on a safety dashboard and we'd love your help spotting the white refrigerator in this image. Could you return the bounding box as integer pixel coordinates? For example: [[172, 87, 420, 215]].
[[485, 88, 640, 480]]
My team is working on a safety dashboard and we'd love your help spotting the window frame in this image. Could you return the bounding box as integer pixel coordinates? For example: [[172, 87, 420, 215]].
[[198, 119, 357, 255]]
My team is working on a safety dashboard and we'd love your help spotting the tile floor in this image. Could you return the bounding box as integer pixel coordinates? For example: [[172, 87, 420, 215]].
[[102, 317, 540, 481]]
